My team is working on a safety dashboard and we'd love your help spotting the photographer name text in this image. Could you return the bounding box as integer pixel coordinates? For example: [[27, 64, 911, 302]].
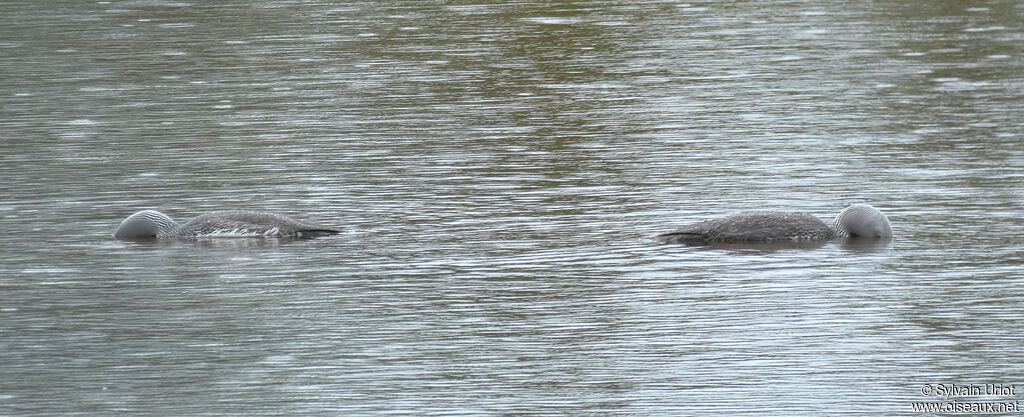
[[921, 383, 1016, 399]]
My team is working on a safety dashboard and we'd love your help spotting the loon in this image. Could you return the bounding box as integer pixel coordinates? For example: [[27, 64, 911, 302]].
[[657, 204, 892, 244], [114, 210, 340, 241]]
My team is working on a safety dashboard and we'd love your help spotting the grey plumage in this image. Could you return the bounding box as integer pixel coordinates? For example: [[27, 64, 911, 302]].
[[829, 204, 893, 239], [114, 210, 339, 240], [657, 204, 892, 244]]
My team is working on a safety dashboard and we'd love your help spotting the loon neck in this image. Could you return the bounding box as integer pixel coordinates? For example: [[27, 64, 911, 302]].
[[141, 210, 181, 238], [831, 205, 892, 239], [830, 219, 848, 238]]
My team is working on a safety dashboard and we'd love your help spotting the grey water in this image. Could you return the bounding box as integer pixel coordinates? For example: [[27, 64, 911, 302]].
[[2, 1, 1022, 415]]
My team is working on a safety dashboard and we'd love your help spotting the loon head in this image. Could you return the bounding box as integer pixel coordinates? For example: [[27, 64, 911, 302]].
[[832, 205, 892, 239], [114, 210, 179, 240]]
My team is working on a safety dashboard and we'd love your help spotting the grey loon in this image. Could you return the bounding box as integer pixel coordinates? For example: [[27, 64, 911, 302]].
[[114, 210, 339, 241], [657, 204, 892, 244]]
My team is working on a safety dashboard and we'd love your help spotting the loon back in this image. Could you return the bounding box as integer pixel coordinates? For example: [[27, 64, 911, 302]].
[[657, 211, 834, 244], [114, 209, 339, 240], [176, 210, 340, 238]]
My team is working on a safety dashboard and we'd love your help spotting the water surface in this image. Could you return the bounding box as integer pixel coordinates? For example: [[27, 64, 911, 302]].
[[2, 1, 1023, 415]]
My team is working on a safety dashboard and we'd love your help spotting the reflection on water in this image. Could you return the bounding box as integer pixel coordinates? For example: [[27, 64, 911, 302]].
[[1, 0, 1022, 415]]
